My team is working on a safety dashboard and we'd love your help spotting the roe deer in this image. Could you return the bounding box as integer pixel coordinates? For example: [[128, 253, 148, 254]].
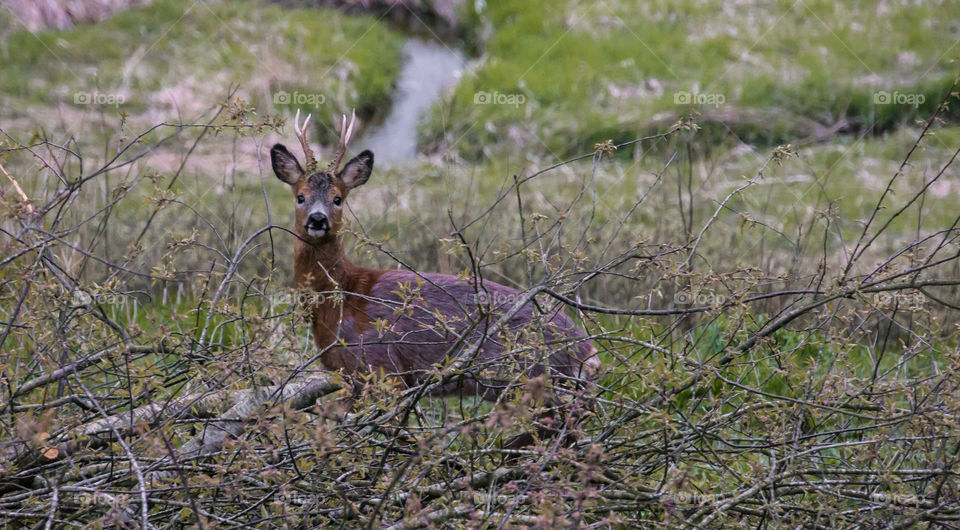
[[271, 111, 600, 400]]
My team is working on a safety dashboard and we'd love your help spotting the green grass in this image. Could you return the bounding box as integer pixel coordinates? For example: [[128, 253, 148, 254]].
[[0, 9, 13, 40], [0, 0, 403, 143], [424, 0, 958, 159], [1, 4, 957, 526], [2, 0, 954, 376]]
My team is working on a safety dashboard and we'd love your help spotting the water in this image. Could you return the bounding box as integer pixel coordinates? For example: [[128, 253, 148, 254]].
[[360, 39, 466, 165]]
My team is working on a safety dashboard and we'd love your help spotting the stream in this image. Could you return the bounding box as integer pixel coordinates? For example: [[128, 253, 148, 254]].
[[360, 38, 466, 166]]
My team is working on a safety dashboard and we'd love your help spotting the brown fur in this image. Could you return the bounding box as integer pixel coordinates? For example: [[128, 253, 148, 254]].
[[272, 143, 600, 395], [292, 234, 383, 370]]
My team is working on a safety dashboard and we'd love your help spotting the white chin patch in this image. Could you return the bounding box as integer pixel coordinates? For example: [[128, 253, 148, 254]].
[[306, 228, 327, 238]]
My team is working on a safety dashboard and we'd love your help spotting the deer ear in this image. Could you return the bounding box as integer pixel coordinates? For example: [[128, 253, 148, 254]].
[[271, 144, 304, 185], [339, 150, 373, 189]]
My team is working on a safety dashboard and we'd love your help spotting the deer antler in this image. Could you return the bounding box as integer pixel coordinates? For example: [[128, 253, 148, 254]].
[[326, 109, 358, 174], [293, 109, 318, 172]]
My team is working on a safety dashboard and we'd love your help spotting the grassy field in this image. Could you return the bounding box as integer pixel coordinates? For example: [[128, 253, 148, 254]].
[[423, 0, 958, 159], [0, 0, 403, 144], [2, 0, 960, 527]]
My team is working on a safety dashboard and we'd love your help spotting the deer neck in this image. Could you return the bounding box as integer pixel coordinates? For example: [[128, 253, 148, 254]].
[[293, 236, 356, 296], [294, 236, 377, 363]]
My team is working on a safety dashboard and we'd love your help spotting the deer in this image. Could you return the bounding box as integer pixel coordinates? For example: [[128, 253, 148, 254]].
[[270, 110, 600, 433]]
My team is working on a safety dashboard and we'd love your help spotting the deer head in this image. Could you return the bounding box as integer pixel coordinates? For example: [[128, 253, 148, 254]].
[[271, 110, 373, 241]]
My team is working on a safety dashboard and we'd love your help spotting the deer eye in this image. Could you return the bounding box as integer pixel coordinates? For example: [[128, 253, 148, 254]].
[[297, 195, 305, 204], [333, 196, 342, 206]]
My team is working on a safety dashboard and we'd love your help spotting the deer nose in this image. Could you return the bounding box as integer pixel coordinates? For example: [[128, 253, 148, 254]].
[[306, 213, 329, 231]]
